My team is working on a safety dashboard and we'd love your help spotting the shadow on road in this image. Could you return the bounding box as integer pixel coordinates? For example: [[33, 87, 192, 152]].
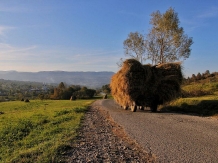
[[104, 99, 218, 117], [160, 100, 218, 117]]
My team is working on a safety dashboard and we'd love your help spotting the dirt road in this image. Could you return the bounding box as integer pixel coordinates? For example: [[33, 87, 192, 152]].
[[96, 99, 218, 162]]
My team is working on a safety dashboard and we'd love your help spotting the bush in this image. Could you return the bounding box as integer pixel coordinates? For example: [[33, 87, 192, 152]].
[[181, 89, 213, 98], [25, 99, 30, 102], [70, 95, 76, 100]]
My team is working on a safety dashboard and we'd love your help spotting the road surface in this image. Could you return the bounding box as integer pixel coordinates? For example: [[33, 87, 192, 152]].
[[95, 99, 218, 162]]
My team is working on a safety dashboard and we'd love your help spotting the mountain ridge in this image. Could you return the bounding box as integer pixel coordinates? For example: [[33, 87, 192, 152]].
[[0, 71, 115, 88]]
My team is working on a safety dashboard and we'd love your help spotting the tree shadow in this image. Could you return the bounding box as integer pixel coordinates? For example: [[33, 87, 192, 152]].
[[160, 100, 218, 116]]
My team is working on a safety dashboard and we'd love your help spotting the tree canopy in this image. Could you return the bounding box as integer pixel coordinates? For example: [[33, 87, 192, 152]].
[[123, 32, 146, 63], [51, 83, 96, 100], [123, 7, 193, 65]]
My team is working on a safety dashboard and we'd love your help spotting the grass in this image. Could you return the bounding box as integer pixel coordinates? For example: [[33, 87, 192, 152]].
[[181, 81, 218, 97], [0, 99, 94, 163], [183, 81, 218, 92], [160, 79, 218, 117], [160, 96, 218, 116]]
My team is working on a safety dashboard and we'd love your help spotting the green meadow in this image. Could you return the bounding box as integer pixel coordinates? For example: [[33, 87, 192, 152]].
[[161, 96, 218, 116], [161, 81, 218, 117], [0, 99, 94, 163], [1, 80, 218, 163]]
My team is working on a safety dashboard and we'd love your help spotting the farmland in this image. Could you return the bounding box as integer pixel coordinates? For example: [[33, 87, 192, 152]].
[[1, 71, 218, 162], [0, 99, 94, 163]]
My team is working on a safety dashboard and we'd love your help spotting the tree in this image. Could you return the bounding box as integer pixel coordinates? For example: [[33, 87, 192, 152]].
[[123, 32, 146, 63], [205, 70, 210, 75], [58, 82, 65, 90], [51, 82, 66, 99], [145, 7, 193, 64], [196, 72, 202, 80], [84, 89, 96, 98], [191, 74, 197, 82], [72, 88, 96, 99], [38, 93, 45, 100], [102, 84, 111, 93]]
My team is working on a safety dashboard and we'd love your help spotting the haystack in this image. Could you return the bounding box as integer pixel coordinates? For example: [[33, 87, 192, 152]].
[[110, 59, 152, 110], [151, 62, 183, 104], [102, 94, 108, 99], [155, 62, 183, 84], [110, 59, 183, 112], [25, 99, 30, 102]]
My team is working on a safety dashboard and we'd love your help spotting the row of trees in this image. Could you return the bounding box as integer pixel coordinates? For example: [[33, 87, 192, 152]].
[[0, 80, 110, 101], [122, 7, 193, 65], [50, 82, 96, 100], [101, 84, 111, 94], [184, 70, 218, 84], [0, 79, 55, 101]]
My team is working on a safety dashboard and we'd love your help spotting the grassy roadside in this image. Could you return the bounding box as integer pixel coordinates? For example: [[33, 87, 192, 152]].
[[160, 96, 218, 117], [0, 99, 95, 163], [159, 79, 218, 117], [181, 81, 218, 97]]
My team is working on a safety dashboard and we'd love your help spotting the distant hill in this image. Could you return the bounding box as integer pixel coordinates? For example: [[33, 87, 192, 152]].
[[0, 71, 115, 88]]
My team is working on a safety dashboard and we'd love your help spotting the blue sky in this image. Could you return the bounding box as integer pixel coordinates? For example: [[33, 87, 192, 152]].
[[0, 0, 218, 77]]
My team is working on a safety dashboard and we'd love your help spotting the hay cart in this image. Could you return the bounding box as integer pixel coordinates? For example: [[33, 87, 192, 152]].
[[110, 59, 183, 112]]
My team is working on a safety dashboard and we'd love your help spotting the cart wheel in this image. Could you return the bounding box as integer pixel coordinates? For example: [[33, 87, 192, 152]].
[[131, 105, 137, 112], [123, 106, 128, 110], [150, 103, 158, 112], [140, 106, 144, 110]]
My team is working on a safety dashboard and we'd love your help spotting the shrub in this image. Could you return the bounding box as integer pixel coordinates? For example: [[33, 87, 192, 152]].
[[25, 99, 30, 102], [181, 89, 213, 97]]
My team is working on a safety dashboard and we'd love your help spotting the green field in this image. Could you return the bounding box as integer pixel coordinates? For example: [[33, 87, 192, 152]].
[[1, 82, 218, 162], [0, 99, 94, 163]]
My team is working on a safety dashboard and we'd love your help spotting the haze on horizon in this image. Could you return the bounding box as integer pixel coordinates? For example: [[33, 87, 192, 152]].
[[0, 1, 218, 77]]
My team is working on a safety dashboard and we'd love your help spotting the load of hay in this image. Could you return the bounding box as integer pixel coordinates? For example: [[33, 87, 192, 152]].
[[110, 59, 151, 111], [110, 59, 183, 112], [151, 62, 183, 105]]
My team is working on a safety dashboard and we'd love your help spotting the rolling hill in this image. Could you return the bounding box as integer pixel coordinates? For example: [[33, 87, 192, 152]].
[[0, 71, 114, 88]]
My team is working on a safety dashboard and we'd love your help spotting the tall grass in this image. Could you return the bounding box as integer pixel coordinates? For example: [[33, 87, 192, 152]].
[[161, 96, 218, 116], [181, 82, 218, 97], [0, 99, 94, 163]]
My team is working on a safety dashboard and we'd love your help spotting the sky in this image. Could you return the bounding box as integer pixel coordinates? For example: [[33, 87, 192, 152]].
[[0, 0, 218, 77]]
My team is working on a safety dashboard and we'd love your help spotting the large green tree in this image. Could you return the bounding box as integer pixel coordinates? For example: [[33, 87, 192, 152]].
[[123, 32, 146, 63], [146, 7, 193, 64], [123, 7, 193, 65]]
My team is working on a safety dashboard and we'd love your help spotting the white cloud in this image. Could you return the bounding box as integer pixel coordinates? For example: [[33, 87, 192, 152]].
[[180, 6, 218, 32], [197, 6, 218, 19], [0, 26, 15, 36], [0, 43, 37, 55], [0, 43, 122, 72]]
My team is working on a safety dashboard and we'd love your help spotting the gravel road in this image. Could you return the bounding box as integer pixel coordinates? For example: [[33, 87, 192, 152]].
[[67, 100, 155, 162], [98, 99, 218, 162]]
